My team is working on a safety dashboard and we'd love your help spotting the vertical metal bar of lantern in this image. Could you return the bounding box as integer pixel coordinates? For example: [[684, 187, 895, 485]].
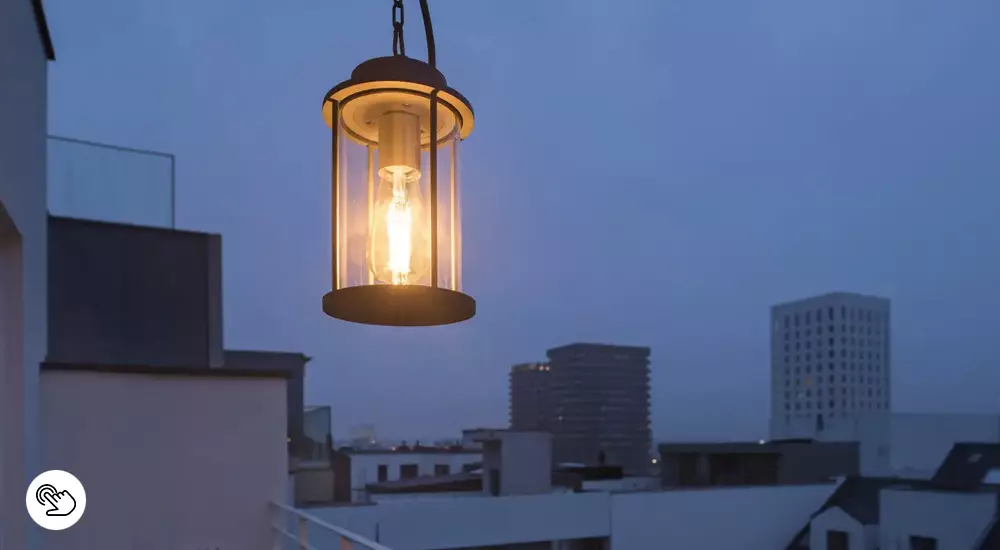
[[449, 131, 459, 291], [330, 100, 341, 290], [429, 90, 439, 288], [340, 120, 349, 287], [366, 145, 375, 285]]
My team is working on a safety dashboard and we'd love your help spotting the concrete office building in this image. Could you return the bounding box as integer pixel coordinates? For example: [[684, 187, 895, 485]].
[[770, 292, 891, 440], [545, 343, 652, 475], [509, 362, 551, 432]]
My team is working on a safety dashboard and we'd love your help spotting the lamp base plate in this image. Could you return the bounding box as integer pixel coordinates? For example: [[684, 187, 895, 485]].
[[322, 285, 476, 327]]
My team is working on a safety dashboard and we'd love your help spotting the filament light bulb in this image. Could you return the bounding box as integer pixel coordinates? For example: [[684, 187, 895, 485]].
[[369, 110, 429, 285]]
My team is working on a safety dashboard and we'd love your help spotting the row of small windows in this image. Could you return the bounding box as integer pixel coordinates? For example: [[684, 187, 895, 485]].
[[786, 387, 884, 399], [786, 363, 882, 376], [786, 408, 884, 421], [784, 350, 883, 361], [785, 377, 886, 389], [786, 399, 887, 411], [785, 376, 886, 387], [782, 325, 883, 340], [785, 335, 883, 348], [785, 370, 880, 386], [783, 306, 883, 328]]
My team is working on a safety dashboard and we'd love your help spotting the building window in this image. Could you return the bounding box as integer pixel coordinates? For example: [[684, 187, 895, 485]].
[[400, 464, 419, 479], [909, 536, 937, 550], [434, 464, 450, 476], [377, 464, 388, 482], [827, 530, 849, 550]]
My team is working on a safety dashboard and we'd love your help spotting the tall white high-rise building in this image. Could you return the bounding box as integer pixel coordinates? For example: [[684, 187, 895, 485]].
[[770, 292, 891, 440]]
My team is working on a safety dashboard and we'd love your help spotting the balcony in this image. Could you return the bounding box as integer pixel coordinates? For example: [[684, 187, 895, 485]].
[[47, 136, 175, 228], [41, 136, 378, 550], [272, 502, 392, 550]]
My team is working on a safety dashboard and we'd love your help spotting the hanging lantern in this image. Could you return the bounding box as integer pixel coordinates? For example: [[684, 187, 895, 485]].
[[321, 0, 476, 326]]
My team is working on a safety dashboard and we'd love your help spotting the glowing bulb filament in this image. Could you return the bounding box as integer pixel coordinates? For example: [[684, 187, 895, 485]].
[[385, 169, 413, 285]]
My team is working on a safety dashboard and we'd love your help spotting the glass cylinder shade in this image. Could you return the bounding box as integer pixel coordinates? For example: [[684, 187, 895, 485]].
[[324, 77, 472, 326], [336, 96, 462, 290]]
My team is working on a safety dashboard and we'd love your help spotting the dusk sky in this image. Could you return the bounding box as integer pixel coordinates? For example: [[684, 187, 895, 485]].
[[45, 0, 999, 442]]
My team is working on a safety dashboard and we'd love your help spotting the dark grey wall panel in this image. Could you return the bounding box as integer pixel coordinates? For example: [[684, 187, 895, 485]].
[[47, 216, 220, 367]]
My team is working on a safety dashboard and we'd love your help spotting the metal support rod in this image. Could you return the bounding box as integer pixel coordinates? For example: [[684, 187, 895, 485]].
[[297, 516, 309, 550], [449, 134, 457, 290], [331, 101, 341, 290], [429, 90, 439, 288], [367, 145, 375, 285], [418, 0, 436, 69]]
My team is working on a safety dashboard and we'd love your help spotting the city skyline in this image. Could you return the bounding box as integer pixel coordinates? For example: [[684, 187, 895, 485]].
[[43, 0, 1000, 441]]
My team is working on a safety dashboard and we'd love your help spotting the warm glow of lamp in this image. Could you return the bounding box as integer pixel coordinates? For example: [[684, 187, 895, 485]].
[[369, 111, 429, 286]]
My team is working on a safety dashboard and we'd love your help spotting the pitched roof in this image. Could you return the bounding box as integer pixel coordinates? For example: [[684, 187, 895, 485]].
[[31, 0, 56, 60], [819, 477, 907, 525], [784, 477, 935, 549], [932, 443, 1000, 488]]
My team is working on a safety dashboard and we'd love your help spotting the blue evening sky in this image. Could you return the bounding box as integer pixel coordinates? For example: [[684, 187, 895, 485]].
[[45, 0, 1000, 441]]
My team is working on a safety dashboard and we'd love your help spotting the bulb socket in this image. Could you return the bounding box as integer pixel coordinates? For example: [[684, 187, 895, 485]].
[[377, 110, 422, 179]]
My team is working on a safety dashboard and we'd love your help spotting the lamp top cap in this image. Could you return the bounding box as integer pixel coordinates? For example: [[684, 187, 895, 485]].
[[322, 55, 475, 140], [349, 56, 448, 90]]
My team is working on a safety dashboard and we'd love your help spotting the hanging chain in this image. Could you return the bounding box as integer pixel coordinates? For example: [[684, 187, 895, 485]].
[[392, 0, 406, 56]]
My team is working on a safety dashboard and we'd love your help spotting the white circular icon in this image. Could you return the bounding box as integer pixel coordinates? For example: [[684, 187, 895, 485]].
[[25, 470, 87, 530]]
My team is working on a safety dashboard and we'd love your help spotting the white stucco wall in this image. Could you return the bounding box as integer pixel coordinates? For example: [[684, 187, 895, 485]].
[[808, 506, 867, 550], [347, 452, 482, 501], [498, 431, 552, 496], [312, 482, 838, 550], [582, 477, 661, 492], [879, 488, 997, 550], [0, 2, 49, 549], [611, 484, 836, 550], [40, 370, 289, 550]]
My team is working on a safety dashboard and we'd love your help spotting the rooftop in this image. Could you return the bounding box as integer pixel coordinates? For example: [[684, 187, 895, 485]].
[[547, 342, 651, 355], [366, 472, 481, 495], [340, 445, 480, 455], [660, 439, 856, 454], [771, 291, 891, 309], [932, 442, 1000, 488]]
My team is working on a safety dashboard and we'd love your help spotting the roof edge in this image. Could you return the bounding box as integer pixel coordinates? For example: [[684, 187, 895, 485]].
[[31, 0, 55, 60], [42, 361, 293, 379]]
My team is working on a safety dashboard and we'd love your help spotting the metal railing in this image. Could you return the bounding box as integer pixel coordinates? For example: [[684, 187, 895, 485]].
[[47, 135, 176, 229], [270, 501, 392, 550]]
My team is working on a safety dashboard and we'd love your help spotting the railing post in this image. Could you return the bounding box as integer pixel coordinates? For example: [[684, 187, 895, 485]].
[[271, 504, 284, 550], [297, 516, 309, 550]]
